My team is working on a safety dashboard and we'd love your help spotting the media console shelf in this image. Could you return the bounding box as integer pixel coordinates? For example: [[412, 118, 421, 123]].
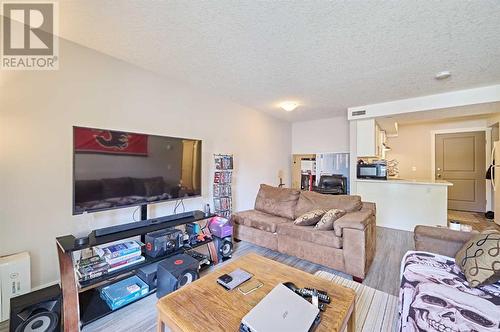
[[56, 210, 215, 331]]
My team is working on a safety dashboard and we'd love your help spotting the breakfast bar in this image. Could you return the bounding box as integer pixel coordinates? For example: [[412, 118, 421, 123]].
[[355, 178, 453, 231]]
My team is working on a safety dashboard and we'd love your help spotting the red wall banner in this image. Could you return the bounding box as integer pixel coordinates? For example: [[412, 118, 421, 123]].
[[74, 127, 148, 156]]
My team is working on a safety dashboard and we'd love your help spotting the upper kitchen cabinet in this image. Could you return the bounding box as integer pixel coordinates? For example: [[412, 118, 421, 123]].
[[356, 118, 385, 157]]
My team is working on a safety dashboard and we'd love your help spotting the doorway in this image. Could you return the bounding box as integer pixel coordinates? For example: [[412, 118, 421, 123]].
[[435, 131, 486, 212], [181, 140, 200, 191], [291, 154, 315, 189]]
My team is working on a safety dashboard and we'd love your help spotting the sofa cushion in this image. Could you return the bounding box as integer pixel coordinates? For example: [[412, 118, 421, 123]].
[[232, 210, 290, 233], [294, 209, 326, 226], [144, 177, 165, 196], [254, 184, 300, 220], [101, 177, 134, 199], [277, 223, 343, 249], [74, 180, 103, 203], [315, 209, 346, 230], [294, 191, 362, 218], [455, 230, 500, 287]]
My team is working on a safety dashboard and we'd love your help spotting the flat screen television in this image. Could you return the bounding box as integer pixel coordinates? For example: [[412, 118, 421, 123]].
[[73, 126, 202, 215]]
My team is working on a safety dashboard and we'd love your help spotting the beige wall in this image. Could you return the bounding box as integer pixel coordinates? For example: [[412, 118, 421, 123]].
[[0, 39, 291, 288], [385, 118, 489, 180]]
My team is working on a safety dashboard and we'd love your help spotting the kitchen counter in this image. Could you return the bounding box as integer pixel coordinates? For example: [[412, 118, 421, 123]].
[[355, 178, 453, 186], [355, 178, 451, 231]]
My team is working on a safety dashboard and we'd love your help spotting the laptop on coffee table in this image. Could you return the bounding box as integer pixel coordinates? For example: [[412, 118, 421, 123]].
[[240, 283, 320, 332]]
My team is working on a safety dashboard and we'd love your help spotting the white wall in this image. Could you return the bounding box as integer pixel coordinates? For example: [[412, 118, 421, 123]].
[[291, 115, 349, 154], [0, 39, 291, 288]]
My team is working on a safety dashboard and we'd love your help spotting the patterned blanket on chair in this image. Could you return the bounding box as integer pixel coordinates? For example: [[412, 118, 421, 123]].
[[398, 251, 500, 332]]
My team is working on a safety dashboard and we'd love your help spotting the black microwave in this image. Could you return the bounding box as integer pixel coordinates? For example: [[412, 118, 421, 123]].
[[357, 163, 387, 179]]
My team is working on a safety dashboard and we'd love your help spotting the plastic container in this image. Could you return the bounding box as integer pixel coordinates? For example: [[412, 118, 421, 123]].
[[100, 275, 149, 310]]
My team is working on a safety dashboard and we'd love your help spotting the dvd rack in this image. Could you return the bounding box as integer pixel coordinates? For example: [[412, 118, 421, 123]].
[[213, 154, 233, 218], [56, 211, 215, 329]]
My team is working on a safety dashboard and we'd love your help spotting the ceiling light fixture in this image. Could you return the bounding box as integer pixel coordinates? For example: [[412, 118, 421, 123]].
[[435, 71, 451, 80], [279, 101, 299, 112]]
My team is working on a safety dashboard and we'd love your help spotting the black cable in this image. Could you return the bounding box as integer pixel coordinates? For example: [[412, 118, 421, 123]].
[[173, 198, 185, 214], [132, 205, 141, 221]]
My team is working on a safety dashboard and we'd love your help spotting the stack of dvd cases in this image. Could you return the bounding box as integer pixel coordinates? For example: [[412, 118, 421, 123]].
[[94, 240, 145, 273], [76, 255, 109, 281], [213, 154, 233, 218]]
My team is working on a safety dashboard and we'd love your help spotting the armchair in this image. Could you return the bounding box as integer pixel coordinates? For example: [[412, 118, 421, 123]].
[[313, 175, 347, 195]]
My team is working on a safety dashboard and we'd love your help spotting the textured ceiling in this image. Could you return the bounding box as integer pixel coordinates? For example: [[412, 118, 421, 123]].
[[58, 1, 500, 122]]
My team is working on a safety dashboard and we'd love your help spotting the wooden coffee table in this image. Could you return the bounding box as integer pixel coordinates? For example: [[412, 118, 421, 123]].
[[157, 253, 356, 332]]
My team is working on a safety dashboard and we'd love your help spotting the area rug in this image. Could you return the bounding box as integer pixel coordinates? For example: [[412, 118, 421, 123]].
[[315, 271, 398, 332]]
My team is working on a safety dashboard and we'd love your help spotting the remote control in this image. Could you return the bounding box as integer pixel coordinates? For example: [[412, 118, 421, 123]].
[[296, 288, 331, 304]]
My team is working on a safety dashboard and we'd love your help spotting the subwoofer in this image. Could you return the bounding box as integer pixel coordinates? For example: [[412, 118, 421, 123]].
[[9, 284, 61, 332], [156, 254, 199, 298], [213, 236, 233, 261]]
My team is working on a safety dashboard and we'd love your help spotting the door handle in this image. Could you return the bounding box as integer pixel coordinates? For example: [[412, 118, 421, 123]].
[[436, 173, 441, 178], [491, 143, 496, 166], [491, 165, 500, 192]]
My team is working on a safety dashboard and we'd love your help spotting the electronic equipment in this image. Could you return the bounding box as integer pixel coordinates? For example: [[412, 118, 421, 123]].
[[145, 228, 183, 258], [9, 284, 61, 332], [356, 161, 387, 180], [186, 251, 211, 268], [238, 279, 263, 295], [283, 282, 331, 304], [136, 261, 163, 289], [240, 283, 320, 332], [208, 217, 233, 238], [185, 222, 201, 245], [208, 217, 233, 261], [156, 254, 199, 298], [74, 236, 89, 246], [73, 126, 202, 215], [217, 269, 253, 291], [185, 222, 200, 235], [94, 211, 197, 237], [0, 252, 31, 322], [213, 236, 233, 261]]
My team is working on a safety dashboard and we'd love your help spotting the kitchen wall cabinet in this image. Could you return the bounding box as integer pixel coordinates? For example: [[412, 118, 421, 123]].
[[356, 119, 385, 158]]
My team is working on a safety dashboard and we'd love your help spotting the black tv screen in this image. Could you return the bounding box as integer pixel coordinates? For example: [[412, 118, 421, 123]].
[[73, 126, 202, 214]]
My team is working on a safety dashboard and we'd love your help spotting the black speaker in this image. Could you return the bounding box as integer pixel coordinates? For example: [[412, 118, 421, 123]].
[[156, 254, 199, 298], [10, 284, 61, 332], [214, 236, 233, 261], [136, 260, 162, 289]]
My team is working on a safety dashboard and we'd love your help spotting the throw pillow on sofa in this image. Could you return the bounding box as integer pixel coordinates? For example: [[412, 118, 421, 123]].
[[294, 209, 326, 226], [315, 209, 346, 230], [455, 230, 500, 287]]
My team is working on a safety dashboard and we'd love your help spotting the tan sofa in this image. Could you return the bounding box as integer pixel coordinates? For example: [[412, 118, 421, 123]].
[[413, 225, 479, 257], [231, 184, 376, 280]]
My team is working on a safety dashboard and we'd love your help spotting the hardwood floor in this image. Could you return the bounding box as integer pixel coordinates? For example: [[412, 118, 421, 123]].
[[448, 209, 500, 232], [0, 226, 412, 332], [364, 226, 414, 297]]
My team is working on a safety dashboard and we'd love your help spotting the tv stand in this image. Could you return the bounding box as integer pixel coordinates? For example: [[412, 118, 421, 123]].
[[56, 210, 215, 331]]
